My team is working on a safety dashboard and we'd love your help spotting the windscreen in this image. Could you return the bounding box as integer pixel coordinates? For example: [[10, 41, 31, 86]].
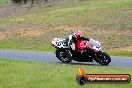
[[88, 39, 97, 46]]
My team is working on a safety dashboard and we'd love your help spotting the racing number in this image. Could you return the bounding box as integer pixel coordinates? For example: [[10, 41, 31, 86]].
[[56, 42, 68, 46]]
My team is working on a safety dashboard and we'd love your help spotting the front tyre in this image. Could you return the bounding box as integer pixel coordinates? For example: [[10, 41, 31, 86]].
[[95, 52, 111, 65], [56, 50, 72, 63]]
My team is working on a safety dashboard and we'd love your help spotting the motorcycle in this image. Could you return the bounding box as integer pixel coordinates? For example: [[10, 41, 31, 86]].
[[51, 37, 111, 65]]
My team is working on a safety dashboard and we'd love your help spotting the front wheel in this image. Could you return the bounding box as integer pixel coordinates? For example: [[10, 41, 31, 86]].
[[95, 52, 111, 65], [56, 49, 72, 63]]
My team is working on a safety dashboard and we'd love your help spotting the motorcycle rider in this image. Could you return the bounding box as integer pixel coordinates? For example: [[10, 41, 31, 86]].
[[68, 30, 89, 51]]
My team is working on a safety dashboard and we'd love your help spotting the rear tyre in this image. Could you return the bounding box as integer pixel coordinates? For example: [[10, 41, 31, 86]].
[[56, 49, 72, 63], [95, 52, 111, 65]]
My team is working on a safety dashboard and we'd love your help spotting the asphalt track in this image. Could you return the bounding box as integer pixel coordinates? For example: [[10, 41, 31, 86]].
[[0, 50, 132, 68]]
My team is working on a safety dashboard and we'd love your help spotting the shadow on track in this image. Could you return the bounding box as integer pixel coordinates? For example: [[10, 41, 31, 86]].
[[56, 62, 110, 67]]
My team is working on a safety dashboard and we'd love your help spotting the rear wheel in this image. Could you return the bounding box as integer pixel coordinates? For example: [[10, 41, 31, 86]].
[[95, 52, 111, 65], [56, 49, 72, 63]]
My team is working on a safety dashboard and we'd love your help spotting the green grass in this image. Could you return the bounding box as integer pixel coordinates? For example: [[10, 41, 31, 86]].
[[0, 0, 10, 6], [0, 58, 132, 88], [108, 51, 132, 57], [0, 0, 132, 29], [0, 41, 55, 52], [0, 35, 55, 52]]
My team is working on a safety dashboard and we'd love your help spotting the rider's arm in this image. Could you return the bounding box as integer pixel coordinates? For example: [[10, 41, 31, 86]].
[[69, 39, 76, 50], [68, 35, 76, 50]]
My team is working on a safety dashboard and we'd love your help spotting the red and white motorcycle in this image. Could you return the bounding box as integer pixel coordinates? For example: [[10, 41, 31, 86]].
[[51, 38, 111, 65]]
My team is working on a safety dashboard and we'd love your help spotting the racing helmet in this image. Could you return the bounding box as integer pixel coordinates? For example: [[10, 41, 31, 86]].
[[73, 30, 82, 39]]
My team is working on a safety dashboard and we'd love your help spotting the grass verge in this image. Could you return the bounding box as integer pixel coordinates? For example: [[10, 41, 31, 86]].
[[0, 43, 55, 52], [108, 51, 132, 57], [0, 0, 10, 6], [0, 58, 132, 88]]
